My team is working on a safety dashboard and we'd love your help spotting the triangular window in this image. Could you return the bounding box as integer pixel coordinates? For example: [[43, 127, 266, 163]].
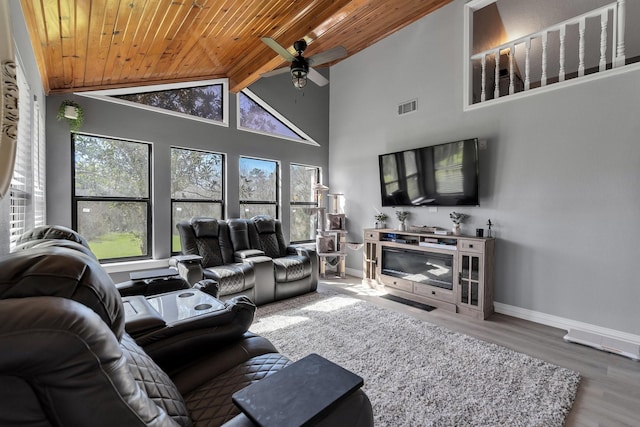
[[237, 89, 318, 146], [81, 80, 229, 126]]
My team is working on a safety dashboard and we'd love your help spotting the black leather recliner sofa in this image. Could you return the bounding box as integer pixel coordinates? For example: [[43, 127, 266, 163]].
[[175, 216, 317, 305], [0, 231, 374, 426]]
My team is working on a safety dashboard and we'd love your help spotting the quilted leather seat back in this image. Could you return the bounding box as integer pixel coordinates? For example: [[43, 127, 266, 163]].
[[0, 246, 125, 340], [177, 218, 225, 268], [252, 216, 287, 258]]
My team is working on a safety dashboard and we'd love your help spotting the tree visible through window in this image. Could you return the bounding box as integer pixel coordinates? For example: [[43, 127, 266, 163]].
[[171, 147, 224, 252], [290, 164, 320, 242], [238, 89, 318, 145], [113, 83, 224, 122], [239, 157, 278, 219], [73, 134, 151, 261]]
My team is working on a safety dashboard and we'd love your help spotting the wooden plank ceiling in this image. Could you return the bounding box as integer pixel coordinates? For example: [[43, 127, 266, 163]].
[[20, 0, 452, 94]]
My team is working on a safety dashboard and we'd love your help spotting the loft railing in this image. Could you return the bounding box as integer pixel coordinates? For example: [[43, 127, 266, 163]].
[[469, 0, 626, 105]]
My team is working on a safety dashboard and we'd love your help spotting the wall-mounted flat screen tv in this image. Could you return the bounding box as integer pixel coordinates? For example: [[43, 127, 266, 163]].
[[378, 138, 479, 207]]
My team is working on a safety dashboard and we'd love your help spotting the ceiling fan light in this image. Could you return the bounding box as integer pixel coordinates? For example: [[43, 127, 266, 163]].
[[292, 76, 307, 89]]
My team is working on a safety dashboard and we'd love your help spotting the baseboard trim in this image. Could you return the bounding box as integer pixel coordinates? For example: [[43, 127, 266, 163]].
[[494, 302, 640, 346], [336, 269, 640, 346]]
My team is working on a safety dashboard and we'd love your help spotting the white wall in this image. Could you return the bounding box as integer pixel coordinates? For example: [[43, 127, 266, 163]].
[[329, 0, 640, 335]]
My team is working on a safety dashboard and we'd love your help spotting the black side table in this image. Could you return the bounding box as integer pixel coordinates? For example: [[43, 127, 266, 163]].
[[232, 353, 364, 427]]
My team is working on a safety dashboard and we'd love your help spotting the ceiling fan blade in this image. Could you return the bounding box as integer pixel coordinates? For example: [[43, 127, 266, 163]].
[[307, 46, 347, 67], [261, 37, 295, 62], [308, 67, 329, 87], [261, 67, 290, 78]]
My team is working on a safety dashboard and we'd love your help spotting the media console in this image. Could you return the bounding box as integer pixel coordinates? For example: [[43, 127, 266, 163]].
[[363, 229, 495, 320]]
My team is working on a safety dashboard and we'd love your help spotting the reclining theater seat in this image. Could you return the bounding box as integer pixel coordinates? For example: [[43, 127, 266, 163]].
[[0, 245, 374, 427], [229, 216, 318, 301], [176, 218, 263, 303]]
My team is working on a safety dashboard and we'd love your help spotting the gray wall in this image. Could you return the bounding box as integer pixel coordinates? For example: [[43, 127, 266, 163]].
[[329, 0, 640, 335], [46, 72, 329, 260]]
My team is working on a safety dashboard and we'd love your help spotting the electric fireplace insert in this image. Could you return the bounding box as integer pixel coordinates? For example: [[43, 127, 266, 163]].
[[381, 247, 454, 290]]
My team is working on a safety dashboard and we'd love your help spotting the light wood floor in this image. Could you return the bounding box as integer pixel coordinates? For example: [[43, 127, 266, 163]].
[[318, 278, 640, 427]]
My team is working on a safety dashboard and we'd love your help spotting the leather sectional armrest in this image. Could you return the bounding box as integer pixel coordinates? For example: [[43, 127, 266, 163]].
[[122, 295, 167, 336], [234, 249, 265, 260], [172, 254, 203, 264], [170, 256, 204, 286]]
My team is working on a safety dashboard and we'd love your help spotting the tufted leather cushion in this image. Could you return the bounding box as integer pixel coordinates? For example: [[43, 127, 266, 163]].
[[120, 334, 191, 426], [196, 238, 224, 268], [182, 353, 290, 426], [273, 256, 311, 282], [204, 264, 255, 296], [252, 216, 287, 258], [0, 246, 125, 341]]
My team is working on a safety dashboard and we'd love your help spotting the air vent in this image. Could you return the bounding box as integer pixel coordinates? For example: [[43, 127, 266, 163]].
[[397, 99, 418, 115]]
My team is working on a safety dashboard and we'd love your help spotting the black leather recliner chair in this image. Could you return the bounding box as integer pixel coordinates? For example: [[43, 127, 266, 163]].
[[0, 241, 374, 426]]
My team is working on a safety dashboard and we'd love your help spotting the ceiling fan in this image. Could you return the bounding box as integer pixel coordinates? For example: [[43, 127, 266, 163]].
[[261, 37, 347, 89]]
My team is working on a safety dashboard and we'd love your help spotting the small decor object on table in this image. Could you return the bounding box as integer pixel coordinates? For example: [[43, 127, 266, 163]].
[[449, 211, 467, 235], [486, 219, 493, 237], [395, 210, 409, 231], [374, 212, 388, 229]]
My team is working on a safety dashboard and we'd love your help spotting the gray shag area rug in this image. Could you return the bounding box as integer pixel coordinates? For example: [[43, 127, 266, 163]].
[[250, 290, 580, 427]]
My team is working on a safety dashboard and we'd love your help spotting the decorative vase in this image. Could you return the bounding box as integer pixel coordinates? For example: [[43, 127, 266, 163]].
[[375, 221, 386, 229], [452, 223, 461, 235], [398, 221, 406, 231]]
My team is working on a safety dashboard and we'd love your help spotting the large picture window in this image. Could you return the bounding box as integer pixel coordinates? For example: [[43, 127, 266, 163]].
[[72, 134, 151, 261], [290, 164, 320, 243], [239, 157, 279, 219], [171, 147, 224, 252]]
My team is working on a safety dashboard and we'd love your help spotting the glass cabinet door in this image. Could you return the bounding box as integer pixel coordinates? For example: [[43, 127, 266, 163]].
[[459, 253, 483, 308]]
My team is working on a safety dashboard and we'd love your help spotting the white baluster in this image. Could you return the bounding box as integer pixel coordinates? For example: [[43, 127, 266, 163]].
[[481, 55, 486, 102], [541, 32, 548, 86], [578, 18, 586, 77], [494, 49, 500, 99], [509, 44, 515, 95], [559, 26, 566, 82], [600, 10, 608, 71], [525, 39, 530, 91], [616, 0, 626, 67]]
